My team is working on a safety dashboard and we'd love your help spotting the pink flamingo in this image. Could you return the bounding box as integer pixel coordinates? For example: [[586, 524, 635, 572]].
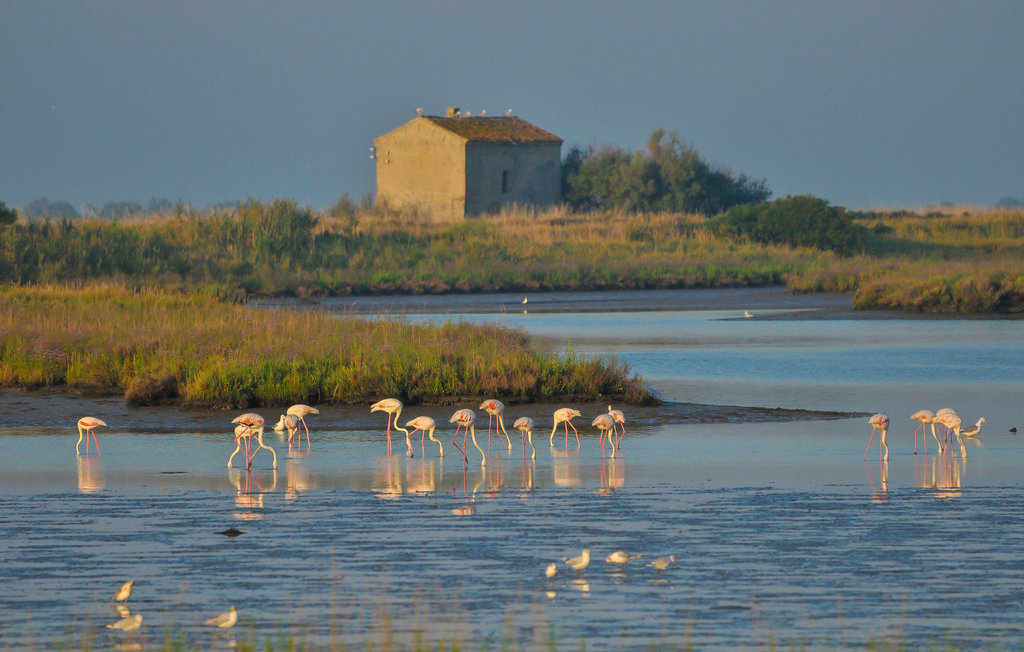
[[479, 399, 513, 449], [371, 398, 409, 456], [286, 404, 319, 447], [405, 416, 443, 458], [76, 417, 106, 455], [512, 416, 536, 460], [607, 405, 626, 449], [934, 407, 957, 447], [449, 408, 485, 465], [274, 414, 300, 446], [228, 414, 278, 469], [934, 411, 966, 457], [550, 408, 582, 448], [909, 409, 938, 454], [863, 413, 890, 461], [592, 413, 617, 458]]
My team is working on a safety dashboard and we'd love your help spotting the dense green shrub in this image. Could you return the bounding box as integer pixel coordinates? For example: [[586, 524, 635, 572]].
[[712, 195, 866, 254], [0, 201, 15, 226], [562, 128, 771, 214]]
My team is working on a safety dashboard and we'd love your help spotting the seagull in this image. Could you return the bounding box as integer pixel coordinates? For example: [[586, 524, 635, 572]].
[[545, 563, 557, 579], [605, 551, 643, 568], [646, 555, 677, 573], [112, 580, 134, 602], [959, 417, 987, 437], [106, 613, 142, 632], [521, 297, 528, 304], [205, 606, 238, 628], [744, 310, 753, 318], [563, 548, 591, 573]]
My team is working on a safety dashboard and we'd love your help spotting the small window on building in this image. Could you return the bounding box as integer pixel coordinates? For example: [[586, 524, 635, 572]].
[[502, 170, 510, 193]]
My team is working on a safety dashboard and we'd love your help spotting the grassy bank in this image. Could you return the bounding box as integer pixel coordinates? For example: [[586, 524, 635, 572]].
[[2, 201, 1022, 313], [0, 284, 652, 408]]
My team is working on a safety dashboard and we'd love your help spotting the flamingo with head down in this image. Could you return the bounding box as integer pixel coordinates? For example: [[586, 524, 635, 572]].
[[449, 409, 484, 465], [479, 399, 513, 450], [909, 409, 938, 454], [550, 408, 582, 448], [863, 413, 890, 461], [512, 416, 536, 460], [371, 398, 409, 456], [76, 417, 106, 455], [405, 416, 444, 458]]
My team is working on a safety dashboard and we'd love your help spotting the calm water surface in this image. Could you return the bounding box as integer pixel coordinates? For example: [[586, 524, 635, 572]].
[[2, 289, 1023, 650]]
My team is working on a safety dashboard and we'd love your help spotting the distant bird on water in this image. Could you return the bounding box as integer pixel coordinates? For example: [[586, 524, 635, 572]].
[[744, 310, 754, 318], [112, 580, 134, 602], [106, 613, 142, 632], [606, 551, 643, 568], [863, 413, 890, 461], [545, 563, 557, 579], [521, 296, 528, 304], [205, 606, 238, 628], [563, 548, 591, 573], [76, 417, 106, 455], [550, 408, 582, 448], [909, 409, 939, 454], [646, 555, 677, 574], [371, 398, 409, 456], [959, 417, 988, 437]]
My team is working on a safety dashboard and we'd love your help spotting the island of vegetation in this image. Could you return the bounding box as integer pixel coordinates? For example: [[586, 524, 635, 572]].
[[2, 128, 1020, 407]]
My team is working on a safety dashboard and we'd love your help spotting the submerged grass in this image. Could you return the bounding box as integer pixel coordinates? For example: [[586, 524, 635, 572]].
[[2, 200, 1022, 313], [0, 283, 653, 408]]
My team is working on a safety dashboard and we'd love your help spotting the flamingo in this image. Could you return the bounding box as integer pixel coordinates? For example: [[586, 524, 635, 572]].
[[286, 404, 318, 446], [607, 405, 626, 449], [371, 398, 409, 456], [274, 414, 300, 445], [479, 399, 512, 449], [512, 416, 536, 460], [959, 417, 987, 437], [592, 413, 618, 458], [405, 416, 444, 458], [909, 409, 939, 454], [934, 407, 958, 447], [449, 408, 485, 465], [228, 414, 278, 469], [550, 408, 582, 448], [863, 413, 890, 461], [76, 417, 106, 455]]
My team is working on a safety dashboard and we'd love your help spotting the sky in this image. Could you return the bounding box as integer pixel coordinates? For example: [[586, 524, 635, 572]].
[[2, 1, 1023, 212]]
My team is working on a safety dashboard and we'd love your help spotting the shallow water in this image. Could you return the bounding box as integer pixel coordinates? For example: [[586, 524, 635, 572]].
[[2, 289, 1024, 650]]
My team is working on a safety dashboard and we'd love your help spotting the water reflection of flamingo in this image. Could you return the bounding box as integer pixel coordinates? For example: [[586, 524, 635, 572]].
[[77, 455, 105, 493], [371, 398, 408, 456], [479, 399, 512, 449], [76, 416, 106, 455], [607, 405, 626, 449], [450, 408, 484, 465], [406, 416, 444, 458], [550, 408, 582, 448], [909, 409, 938, 454], [863, 413, 890, 461], [286, 404, 319, 447], [593, 413, 617, 458], [512, 416, 536, 460]]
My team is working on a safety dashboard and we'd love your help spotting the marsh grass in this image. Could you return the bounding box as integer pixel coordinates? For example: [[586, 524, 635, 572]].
[[0, 283, 653, 408], [3, 200, 1022, 312]]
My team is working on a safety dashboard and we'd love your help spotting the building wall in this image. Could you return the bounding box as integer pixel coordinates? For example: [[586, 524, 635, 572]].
[[374, 119, 466, 220], [464, 141, 562, 215]]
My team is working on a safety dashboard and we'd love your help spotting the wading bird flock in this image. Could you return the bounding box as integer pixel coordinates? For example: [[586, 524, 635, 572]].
[[97, 579, 236, 639], [864, 408, 988, 461]]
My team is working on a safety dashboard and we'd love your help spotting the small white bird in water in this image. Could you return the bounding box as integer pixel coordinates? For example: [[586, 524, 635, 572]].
[[563, 548, 590, 572], [959, 417, 988, 437], [112, 580, 134, 602], [744, 310, 753, 318], [106, 613, 142, 632], [606, 551, 643, 568], [646, 555, 677, 573], [521, 296, 528, 304], [205, 606, 238, 628], [545, 563, 557, 578]]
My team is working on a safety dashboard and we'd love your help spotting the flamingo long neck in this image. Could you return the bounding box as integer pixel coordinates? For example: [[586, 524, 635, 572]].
[[427, 427, 443, 457], [469, 426, 486, 466]]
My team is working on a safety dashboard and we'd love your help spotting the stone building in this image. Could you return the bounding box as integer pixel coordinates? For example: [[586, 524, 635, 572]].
[[373, 108, 562, 218]]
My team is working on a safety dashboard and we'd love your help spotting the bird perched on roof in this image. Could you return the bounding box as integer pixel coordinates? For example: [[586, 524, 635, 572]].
[[112, 580, 134, 602]]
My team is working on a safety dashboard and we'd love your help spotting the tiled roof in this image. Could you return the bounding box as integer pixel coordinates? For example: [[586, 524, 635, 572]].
[[422, 116, 562, 143]]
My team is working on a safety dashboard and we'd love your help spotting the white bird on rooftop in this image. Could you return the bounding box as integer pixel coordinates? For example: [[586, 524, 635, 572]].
[[606, 551, 643, 568], [112, 580, 134, 602], [204, 606, 238, 628], [563, 548, 591, 573], [106, 613, 142, 632]]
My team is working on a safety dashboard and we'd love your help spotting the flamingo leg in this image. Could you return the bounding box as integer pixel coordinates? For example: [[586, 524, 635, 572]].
[[863, 431, 875, 461], [386, 414, 393, 456], [599, 429, 606, 457], [930, 423, 943, 453], [451, 424, 468, 462], [913, 423, 922, 454], [405, 428, 414, 457], [91, 429, 100, 454], [615, 424, 625, 449]]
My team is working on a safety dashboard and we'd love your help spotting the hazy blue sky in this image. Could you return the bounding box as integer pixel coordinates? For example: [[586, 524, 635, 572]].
[[3, 1, 1022, 212]]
